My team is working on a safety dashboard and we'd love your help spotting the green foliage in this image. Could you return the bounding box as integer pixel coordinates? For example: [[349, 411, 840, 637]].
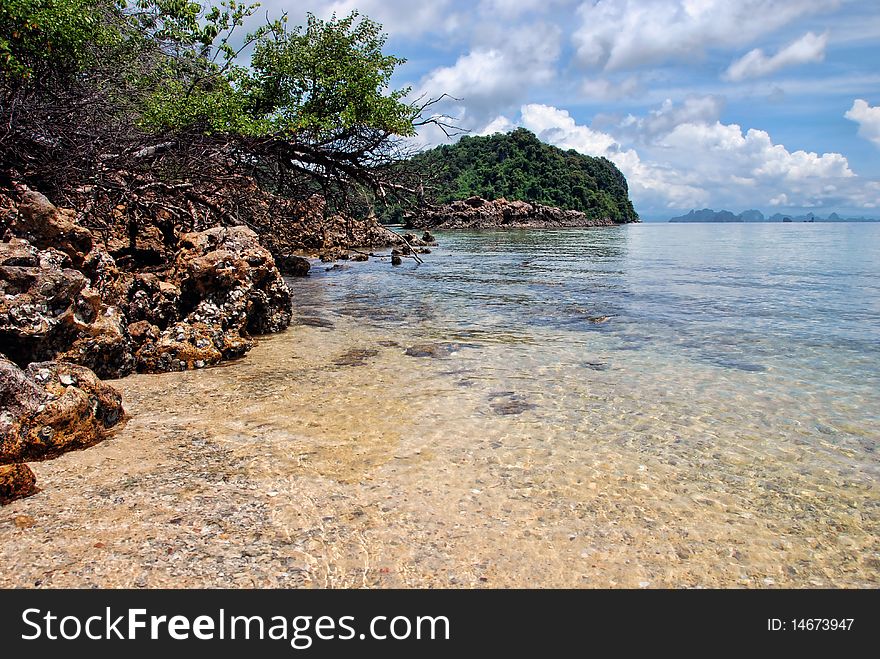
[[245, 12, 415, 138], [138, 8, 416, 139], [413, 128, 639, 223], [2, 0, 435, 213], [0, 0, 118, 78]]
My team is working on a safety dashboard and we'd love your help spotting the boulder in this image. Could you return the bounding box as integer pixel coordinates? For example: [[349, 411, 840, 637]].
[[0, 356, 124, 504], [133, 226, 291, 373], [0, 464, 37, 505], [0, 238, 134, 378], [276, 254, 311, 277], [11, 190, 93, 266], [135, 321, 226, 372], [0, 357, 124, 464]]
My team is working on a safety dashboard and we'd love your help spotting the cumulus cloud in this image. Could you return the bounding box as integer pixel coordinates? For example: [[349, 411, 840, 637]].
[[724, 32, 828, 81], [657, 120, 853, 181], [618, 96, 725, 142], [572, 0, 839, 71], [845, 99, 880, 147], [414, 23, 562, 127], [488, 101, 864, 213], [479, 116, 517, 135]]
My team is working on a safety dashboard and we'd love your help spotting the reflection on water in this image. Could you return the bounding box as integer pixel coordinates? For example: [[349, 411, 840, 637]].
[[110, 224, 880, 586]]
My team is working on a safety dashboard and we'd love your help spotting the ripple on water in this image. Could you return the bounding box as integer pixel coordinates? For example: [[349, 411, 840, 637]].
[[10, 224, 875, 589]]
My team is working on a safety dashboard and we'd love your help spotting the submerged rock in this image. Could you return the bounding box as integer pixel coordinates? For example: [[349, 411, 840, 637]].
[[277, 254, 311, 277], [583, 361, 610, 371], [710, 359, 767, 373], [332, 348, 379, 367], [404, 343, 461, 358], [488, 392, 536, 416]]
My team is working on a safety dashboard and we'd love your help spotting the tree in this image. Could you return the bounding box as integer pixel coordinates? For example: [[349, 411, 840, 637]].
[[0, 1, 450, 226], [402, 128, 639, 223]]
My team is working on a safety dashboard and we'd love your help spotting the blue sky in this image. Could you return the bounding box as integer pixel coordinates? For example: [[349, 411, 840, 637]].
[[254, 0, 880, 219]]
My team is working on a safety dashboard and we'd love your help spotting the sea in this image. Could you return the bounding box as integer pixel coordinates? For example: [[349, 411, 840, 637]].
[[115, 222, 880, 587]]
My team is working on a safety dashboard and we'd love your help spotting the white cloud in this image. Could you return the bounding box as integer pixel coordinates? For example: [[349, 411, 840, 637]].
[[479, 116, 517, 135], [497, 101, 864, 213], [572, 0, 839, 71], [478, 0, 578, 19], [300, 0, 456, 37], [581, 76, 642, 101], [415, 23, 561, 126], [724, 31, 828, 81], [618, 96, 725, 142], [657, 120, 853, 181], [845, 99, 880, 147]]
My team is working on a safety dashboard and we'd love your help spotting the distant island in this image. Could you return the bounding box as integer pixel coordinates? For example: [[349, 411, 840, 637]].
[[669, 209, 879, 223], [405, 128, 639, 225]]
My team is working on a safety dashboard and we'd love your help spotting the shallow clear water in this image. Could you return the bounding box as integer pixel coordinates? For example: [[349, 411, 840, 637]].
[[96, 223, 879, 587]]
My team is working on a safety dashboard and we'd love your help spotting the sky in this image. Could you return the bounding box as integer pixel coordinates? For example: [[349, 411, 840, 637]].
[[253, 0, 880, 219]]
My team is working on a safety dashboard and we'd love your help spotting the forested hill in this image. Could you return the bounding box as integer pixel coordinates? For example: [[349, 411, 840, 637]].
[[411, 129, 639, 223]]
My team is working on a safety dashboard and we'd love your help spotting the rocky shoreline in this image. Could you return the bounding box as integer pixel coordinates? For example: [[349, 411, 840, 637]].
[[0, 184, 434, 504], [406, 196, 626, 230], [2, 188, 609, 505]]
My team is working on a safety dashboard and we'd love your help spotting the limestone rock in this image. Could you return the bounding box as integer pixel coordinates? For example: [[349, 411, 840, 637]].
[[133, 226, 291, 373], [12, 190, 93, 266], [0, 463, 37, 505], [407, 196, 617, 230], [0, 238, 134, 379], [276, 254, 311, 277], [0, 356, 124, 465]]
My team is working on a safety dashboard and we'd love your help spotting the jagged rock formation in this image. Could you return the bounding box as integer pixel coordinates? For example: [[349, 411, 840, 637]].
[[1, 189, 292, 377], [253, 194, 400, 260], [407, 196, 619, 230], [0, 237, 134, 378], [0, 356, 124, 504], [133, 226, 292, 372]]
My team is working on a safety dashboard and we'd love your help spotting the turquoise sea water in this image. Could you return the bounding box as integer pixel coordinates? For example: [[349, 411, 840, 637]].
[[80, 222, 877, 588], [6, 223, 877, 587], [275, 222, 879, 585], [302, 222, 880, 417]]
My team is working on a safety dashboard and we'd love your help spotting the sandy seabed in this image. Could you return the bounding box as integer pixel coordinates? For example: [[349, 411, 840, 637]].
[[1, 316, 878, 588]]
